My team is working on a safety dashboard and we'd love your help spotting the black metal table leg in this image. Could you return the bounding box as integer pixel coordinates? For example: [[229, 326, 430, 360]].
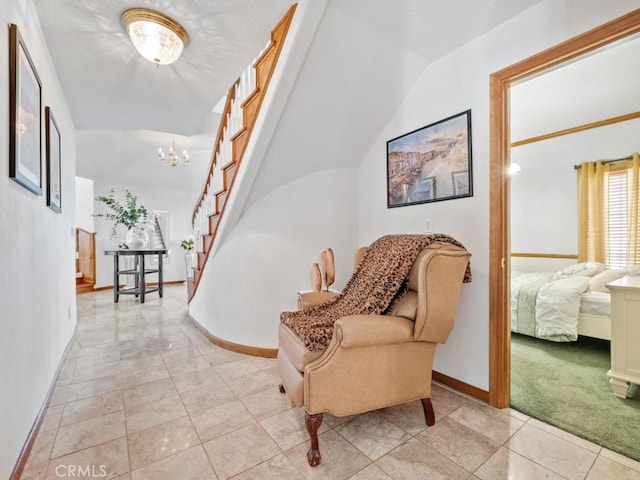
[[113, 253, 119, 303], [134, 254, 140, 298], [139, 253, 146, 303], [158, 253, 164, 298]]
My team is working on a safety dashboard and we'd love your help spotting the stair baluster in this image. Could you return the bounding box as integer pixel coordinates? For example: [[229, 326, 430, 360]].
[[187, 5, 297, 301]]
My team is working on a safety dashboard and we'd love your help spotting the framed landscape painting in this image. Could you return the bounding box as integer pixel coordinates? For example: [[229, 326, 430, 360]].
[[9, 24, 43, 195], [45, 107, 62, 213], [387, 110, 473, 208]]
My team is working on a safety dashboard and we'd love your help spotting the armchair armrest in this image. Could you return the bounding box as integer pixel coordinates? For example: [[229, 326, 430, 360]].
[[334, 315, 414, 348], [298, 291, 339, 310]]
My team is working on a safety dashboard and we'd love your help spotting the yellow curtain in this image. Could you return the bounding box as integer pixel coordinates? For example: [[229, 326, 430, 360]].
[[578, 153, 640, 265], [627, 153, 640, 264], [577, 161, 609, 263]]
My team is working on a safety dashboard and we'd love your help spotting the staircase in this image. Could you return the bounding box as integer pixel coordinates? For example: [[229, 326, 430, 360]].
[[187, 4, 297, 302], [150, 216, 166, 250]]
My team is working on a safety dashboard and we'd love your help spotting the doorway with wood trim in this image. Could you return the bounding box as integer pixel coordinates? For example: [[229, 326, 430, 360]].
[[488, 9, 640, 408], [76, 228, 96, 294]]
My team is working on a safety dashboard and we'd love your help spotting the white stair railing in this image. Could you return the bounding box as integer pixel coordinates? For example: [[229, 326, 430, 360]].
[[186, 4, 297, 300], [190, 44, 267, 249]]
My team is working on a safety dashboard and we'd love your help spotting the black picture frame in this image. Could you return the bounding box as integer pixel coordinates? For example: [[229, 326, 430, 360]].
[[387, 110, 473, 208], [9, 24, 43, 195], [45, 107, 62, 213]]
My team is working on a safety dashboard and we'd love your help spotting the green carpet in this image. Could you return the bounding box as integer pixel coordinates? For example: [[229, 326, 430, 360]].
[[511, 333, 640, 461]]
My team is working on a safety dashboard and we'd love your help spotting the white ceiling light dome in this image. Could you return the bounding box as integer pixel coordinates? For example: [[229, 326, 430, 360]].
[[121, 8, 190, 65]]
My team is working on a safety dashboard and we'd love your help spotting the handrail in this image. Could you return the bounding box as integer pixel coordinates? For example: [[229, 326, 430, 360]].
[[187, 4, 297, 301]]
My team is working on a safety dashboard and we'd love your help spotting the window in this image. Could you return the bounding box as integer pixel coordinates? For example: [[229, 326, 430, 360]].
[[577, 154, 640, 268], [606, 170, 628, 268]]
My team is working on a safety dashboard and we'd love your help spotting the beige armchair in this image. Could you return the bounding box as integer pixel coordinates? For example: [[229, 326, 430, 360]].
[[277, 240, 471, 466]]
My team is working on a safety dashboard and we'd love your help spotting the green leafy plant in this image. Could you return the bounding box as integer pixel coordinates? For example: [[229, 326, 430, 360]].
[[95, 189, 149, 237]]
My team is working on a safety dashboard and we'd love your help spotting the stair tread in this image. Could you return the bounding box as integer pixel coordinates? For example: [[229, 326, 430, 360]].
[[188, 5, 295, 305], [221, 159, 237, 169]]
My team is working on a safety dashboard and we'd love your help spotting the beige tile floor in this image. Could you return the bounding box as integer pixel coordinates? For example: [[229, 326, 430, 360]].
[[18, 285, 640, 480]]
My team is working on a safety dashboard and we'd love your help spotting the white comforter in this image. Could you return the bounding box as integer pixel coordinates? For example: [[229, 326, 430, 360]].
[[534, 276, 590, 342], [511, 272, 591, 342]]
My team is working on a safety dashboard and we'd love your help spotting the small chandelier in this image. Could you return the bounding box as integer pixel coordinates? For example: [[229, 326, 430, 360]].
[[121, 8, 189, 66], [158, 141, 189, 167]]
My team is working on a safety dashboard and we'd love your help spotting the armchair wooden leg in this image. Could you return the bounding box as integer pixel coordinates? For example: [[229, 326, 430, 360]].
[[305, 412, 323, 467], [421, 398, 436, 426]]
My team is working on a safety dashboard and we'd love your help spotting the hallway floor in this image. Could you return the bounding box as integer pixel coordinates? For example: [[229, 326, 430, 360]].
[[18, 285, 640, 479]]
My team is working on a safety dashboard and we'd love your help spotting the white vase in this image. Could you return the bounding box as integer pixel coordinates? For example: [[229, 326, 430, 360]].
[[184, 251, 196, 279], [125, 228, 149, 250]]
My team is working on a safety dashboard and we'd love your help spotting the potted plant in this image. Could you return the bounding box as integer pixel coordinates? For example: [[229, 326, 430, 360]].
[[95, 189, 152, 249]]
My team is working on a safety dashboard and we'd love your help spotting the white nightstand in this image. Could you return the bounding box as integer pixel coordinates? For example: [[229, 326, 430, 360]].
[[606, 276, 640, 398]]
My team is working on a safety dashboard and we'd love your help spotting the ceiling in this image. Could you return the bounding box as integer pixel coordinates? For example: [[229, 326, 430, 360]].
[[34, 0, 543, 196], [33, 0, 293, 135], [511, 34, 640, 141]]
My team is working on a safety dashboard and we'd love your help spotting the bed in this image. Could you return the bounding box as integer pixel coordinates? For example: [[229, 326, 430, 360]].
[[509, 257, 630, 342]]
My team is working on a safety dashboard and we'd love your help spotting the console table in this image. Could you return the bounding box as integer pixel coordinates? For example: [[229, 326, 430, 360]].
[[104, 249, 167, 303], [606, 276, 640, 398]]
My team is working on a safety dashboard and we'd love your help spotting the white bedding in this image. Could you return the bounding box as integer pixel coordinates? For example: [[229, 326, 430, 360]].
[[580, 291, 611, 316], [535, 276, 589, 342], [511, 270, 611, 342]]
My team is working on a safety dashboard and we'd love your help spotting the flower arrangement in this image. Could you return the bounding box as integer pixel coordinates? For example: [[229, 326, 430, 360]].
[[95, 188, 149, 237], [181, 234, 195, 251]]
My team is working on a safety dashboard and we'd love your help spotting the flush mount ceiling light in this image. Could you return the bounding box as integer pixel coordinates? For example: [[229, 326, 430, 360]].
[[121, 8, 189, 66]]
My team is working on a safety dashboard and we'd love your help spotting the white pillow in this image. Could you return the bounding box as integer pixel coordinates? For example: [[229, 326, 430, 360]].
[[588, 267, 633, 293], [552, 262, 605, 280]]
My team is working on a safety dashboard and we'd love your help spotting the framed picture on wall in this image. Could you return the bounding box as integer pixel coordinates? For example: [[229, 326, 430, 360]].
[[9, 23, 43, 195], [45, 107, 62, 213], [386, 110, 473, 208]]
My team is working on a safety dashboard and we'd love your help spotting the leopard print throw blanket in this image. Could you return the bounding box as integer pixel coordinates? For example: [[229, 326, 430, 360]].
[[280, 234, 471, 352]]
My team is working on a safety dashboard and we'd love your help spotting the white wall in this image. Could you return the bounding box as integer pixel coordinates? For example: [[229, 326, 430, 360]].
[[509, 32, 640, 255], [185, 0, 640, 393], [0, 0, 77, 475], [93, 181, 195, 288], [189, 168, 358, 348], [74, 176, 94, 232], [356, 0, 640, 390], [511, 119, 640, 254]]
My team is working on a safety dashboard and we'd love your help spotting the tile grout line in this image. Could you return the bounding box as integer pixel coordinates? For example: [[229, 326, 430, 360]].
[[20, 286, 640, 479]]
